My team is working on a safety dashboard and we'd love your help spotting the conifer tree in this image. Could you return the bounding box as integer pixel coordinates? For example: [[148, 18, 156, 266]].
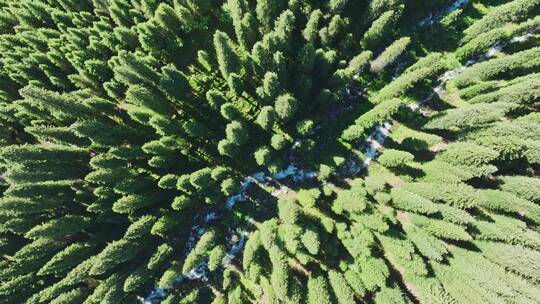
[[361, 10, 396, 50], [275, 93, 298, 122], [214, 30, 240, 80], [370, 37, 411, 73]]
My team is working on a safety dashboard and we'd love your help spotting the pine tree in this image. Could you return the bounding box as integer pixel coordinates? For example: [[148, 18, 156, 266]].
[[361, 10, 396, 50], [498, 176, 540, 203], [214, 31, 240, 80], [254, 146, 273, 166], [307, 273, 332, 304], [328, 269, 356, 304], [378, 149, 414, 168], [370, 37, 411, 73], [390, 188, 438, 215], [256, 106, 276, 131], [225, 120, 249, 145], [456, 28, 508, 61], [275, 93, 298, 122]]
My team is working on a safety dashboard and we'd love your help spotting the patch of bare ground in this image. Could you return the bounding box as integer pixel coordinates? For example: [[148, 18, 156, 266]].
[[396, 211, 411, 226], [387, 175, 404, 188], [429, 141, 448, 152]]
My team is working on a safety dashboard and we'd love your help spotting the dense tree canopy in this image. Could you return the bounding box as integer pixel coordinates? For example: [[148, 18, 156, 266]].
[[0, 0, 539, 303]]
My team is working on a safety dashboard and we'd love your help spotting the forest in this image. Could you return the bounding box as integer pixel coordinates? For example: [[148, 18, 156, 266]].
[[0, 0, 539, 303]]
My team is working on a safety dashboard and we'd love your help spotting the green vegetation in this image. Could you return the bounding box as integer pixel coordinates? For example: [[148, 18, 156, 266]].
[[0, 0, 539, 303]]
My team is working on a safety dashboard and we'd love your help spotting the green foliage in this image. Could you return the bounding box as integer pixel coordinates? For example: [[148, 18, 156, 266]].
[[349, 51, 373, 74], [38, 243, 94, 276], [254, 146, 273, 165], [221, 178, 240, 196], [401, 181, 482, 209], [356, 255, 390, 291], [462, 0, 540, 42], [256, 106, 276, 131], [456, 28, 508, 61], [303, 9, 322, 43], [478, 189, 539, 223], [425, 102, 518, 130], [271, 133, 288, 150], [275, 93, 298, 122], [459, 81, 500, 100], [25, 216, 91, 239], [221, 103, 242, 121], [218, 139, 240, 157], [332, 186, 368, 215], [371, 66, 441, 104], [226, 121, 249, 145], [370, 37, 411, 73], [297, 188, 321, 208], [328, 270, 356, 304], [475, 241, 540, 283], [208, 245, 226, 271], [467, 78, 540, 105], [148, 244, 174, 270], [301, 229, 320, 255], [0, 1, 539, 303], [374, 286, 407, 304], [410, 214, 472, 241], [89, 239, 144, 276], [390, 188, 438, 215], [378, 149, 414, 168], [268, 245, 290, 301], [432, 245, 540, 304], [403, 225, 449, 262], [453, 47, 540, 88], [498, 175, 540, 203], [307, 274, 332, 304], [436, 142, 498, 167], [342, 98, 406, 142], [214, 30, 240, 80], [361, 11, 396, 50]]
